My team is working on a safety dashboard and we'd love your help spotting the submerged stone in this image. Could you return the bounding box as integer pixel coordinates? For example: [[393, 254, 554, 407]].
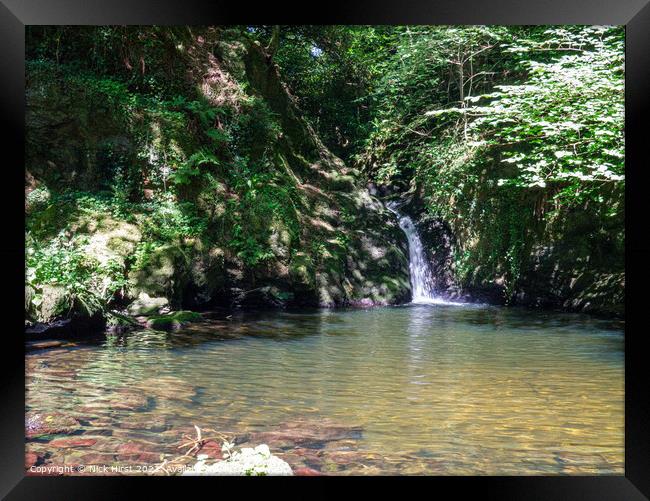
[[294, 466, 325, 476], [197, 440, 223, 460], [49, 438, 97, 448], [26, 412, 81, 438], [108, 390, 150, 411], [25, 451, 42, 469], [136, 375, 198, 401], [115, 441, 162, 463], [25, 340, 65, 351]]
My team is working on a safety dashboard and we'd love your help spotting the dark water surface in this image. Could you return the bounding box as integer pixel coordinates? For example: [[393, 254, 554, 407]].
[[26, 303, 624, 475]]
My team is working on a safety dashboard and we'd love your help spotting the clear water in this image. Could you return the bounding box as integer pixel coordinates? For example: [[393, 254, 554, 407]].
[[26, 304, 624, 475]]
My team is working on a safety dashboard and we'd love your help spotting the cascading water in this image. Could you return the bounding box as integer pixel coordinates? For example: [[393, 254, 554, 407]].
[[387, 202, 455, 305]]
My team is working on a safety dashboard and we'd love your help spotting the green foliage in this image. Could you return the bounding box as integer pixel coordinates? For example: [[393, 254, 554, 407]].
[[359, 25, 624, 299], [225, 156, 301, 267], [26, 231, 127, 318], [25, 189, 209, 319], [231, 96, 282, 156], [448, 27, 624, 192], [26, 187, 51, 213], [25, 25, 625, 316], [26, 26, 309, 316], [357, 25, 513, 184], [259, 26, 401, 160], [169, 150, 219, 185]]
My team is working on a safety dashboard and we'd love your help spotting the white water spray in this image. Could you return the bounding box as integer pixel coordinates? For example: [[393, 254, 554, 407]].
[[387, 202, 458, 305]]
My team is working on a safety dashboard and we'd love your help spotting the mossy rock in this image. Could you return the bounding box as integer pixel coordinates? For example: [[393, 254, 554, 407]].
[[25, 285, 36, 319], [127, 292, 169, 316], [289, 252, 315, 287], [146, 311, 203, 331], [106, 311, 140, 333], [128, 244, 186, 301], [75, 215, 141, 267], [186, 247, 227, 307], [25, 186, 51, 214], [39, 284, 72, 322]]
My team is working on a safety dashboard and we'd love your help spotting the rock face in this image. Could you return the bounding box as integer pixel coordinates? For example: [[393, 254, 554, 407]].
[[408, 195, 624, 317], [183, 444, 293, 476], [127, 245, 187, 305], [25, 29, 411, 325], [414, 214, 458, 295], [181, 38, 413, 310], [515, 243, 625, 317], [39, 285, 71, 323]]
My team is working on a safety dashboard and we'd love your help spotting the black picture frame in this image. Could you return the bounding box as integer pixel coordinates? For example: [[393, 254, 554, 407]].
[[1, 1, 648, 498]]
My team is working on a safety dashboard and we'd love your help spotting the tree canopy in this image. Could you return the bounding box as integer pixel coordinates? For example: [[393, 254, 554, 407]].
[[25, 25, 625, 319]]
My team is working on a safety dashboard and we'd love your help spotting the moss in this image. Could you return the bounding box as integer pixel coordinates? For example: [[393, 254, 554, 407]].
[[146, 310, 203, 331], [128, 244, 185, 301], [105, 311, 140, 333], [81, 216, 141, 267]]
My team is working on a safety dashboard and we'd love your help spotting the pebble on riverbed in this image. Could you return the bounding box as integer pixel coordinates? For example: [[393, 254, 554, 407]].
[[25, 452, 42, 469], [26, 412, 81, 439]]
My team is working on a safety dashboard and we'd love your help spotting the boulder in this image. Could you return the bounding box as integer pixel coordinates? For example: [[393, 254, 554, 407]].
[[127, 292, 169, 316], [184, 247, 227, 308], [77, 215, 141, 268], [127, 244, 186, 302], [105, 311, 141, 334], [145, 310, 203, 331], [39, 285, 71, 322]]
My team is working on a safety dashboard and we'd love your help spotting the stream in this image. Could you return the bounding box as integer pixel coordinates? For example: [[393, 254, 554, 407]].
[[26, 305, 624, 475]]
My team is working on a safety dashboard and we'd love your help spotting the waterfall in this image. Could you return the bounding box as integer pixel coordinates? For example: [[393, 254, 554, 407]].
[[387, 202, 452, 305]]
